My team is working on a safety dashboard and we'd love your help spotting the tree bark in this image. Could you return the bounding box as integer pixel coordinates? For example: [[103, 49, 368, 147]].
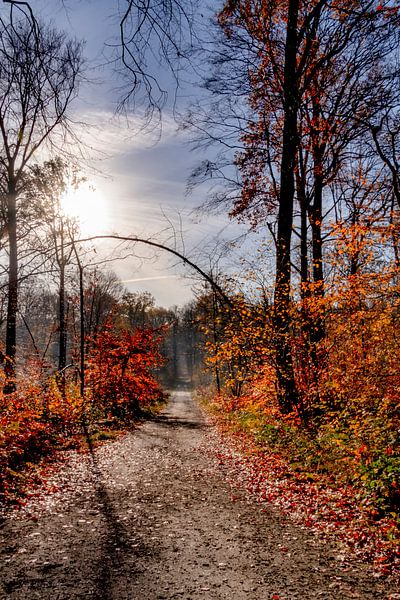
[[309, 176, 325, 347], [273, 0, 300, 413], [296, 153, 309, 296], [58, 223, 67, 372], [309, 99, 326, 348], [4, 182, 18, 394]]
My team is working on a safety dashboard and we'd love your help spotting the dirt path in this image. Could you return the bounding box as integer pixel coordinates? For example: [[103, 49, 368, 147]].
[[0, 388, 394, 599]]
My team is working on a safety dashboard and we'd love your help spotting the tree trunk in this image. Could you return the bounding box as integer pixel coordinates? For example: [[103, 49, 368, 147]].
[[79, 263, 85, 398], [309, 173, 325, 347], [296, 155, 309, 296], [296, 161, 313, 362], [4, 183, 18, 394], [309, 98, 326, 348], [58, 224, 67, 371], [172, 318, 179, 384], [390, 197, 400, 270], [273, 0, 300, 414], [212, 292, 221, 394], [58, 269, 67, 370]]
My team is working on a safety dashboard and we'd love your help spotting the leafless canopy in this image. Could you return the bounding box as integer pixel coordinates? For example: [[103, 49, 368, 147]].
[[117, 0, 195, 121], [0, 4, 83, 192], [3, 0, 196, 126]]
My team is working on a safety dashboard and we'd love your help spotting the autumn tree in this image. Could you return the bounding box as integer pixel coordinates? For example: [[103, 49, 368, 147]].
[[188, 0, 400, 412], [86, 324, 166, 417], [0, 5, 83, 391]]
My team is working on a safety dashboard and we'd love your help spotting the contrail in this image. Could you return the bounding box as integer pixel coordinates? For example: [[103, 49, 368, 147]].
[[121, 275, 179, 283]]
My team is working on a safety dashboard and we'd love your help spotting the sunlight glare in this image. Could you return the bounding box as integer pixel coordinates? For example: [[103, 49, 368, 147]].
[[61, 182, 108, 235]]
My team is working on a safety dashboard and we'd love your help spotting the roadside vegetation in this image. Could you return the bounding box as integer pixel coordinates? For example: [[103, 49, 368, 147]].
[[193, 267, 400, 575], [0, 316, 168, 506]]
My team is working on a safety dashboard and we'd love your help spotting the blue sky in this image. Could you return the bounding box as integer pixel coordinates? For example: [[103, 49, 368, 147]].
[[7, 0, 250, 307]]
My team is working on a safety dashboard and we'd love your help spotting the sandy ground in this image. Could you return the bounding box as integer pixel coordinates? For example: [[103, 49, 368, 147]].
[[0, 386, 395, 599]]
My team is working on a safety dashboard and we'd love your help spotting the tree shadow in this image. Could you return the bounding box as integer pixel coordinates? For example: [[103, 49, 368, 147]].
[[148, 413, 205, 430], [83, 425, 154, 599]]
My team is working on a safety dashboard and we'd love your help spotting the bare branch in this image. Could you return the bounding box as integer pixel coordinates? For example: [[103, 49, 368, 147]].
[[74, 234, 234, 308]]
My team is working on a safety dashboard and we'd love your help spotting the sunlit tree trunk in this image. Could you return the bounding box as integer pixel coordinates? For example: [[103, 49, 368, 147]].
[[309, 99, 326, 349], [170, 316, 179, 384], [212, 291, 221, 394], [78, 260, 85, 398]]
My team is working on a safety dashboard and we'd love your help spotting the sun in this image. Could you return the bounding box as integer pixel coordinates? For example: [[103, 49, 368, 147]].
[[61, 181, 108, 235]]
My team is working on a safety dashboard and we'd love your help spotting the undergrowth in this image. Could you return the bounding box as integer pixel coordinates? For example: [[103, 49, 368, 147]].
[[0, 325, 168, 508], [199, 388, 400, 578]]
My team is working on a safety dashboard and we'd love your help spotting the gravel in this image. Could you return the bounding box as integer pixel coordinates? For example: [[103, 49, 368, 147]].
[[0, 387, 395, 599]]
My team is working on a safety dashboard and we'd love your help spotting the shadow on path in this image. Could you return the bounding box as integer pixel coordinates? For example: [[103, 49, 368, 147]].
[[81, 375, 199, 598], [148, 414, 205, 430], [82, 424, 152, 600]]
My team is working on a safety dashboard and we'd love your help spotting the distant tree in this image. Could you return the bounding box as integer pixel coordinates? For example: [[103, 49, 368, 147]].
[[178, 301, 206, 385], [119, 291, 155, 330], [17, 283, 57, 368], [82, 269, 122, 343]]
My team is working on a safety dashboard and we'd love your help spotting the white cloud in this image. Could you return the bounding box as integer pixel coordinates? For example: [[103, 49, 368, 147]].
[[73, 109, 180, 161], [121, 275, 178, 284]]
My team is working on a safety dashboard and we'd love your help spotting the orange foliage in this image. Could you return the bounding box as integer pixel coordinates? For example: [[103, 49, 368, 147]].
[[86, 324, 167, 417], [202, 221, 400, 515], [0, 324, 167, 505], [0, 362, 83, 503]]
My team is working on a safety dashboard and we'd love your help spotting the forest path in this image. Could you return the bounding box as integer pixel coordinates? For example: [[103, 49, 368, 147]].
[[0, 387, 391, 599]]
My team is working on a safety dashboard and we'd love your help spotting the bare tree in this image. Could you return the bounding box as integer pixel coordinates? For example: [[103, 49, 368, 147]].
[[0, 5, 83, 391], [25, 159, 83, 372], [116, 0, 196, 121], [367, 112, 400, 211]]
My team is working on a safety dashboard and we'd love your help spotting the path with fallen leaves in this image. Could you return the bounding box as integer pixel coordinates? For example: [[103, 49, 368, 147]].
[[0, 386, 395, 599]]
